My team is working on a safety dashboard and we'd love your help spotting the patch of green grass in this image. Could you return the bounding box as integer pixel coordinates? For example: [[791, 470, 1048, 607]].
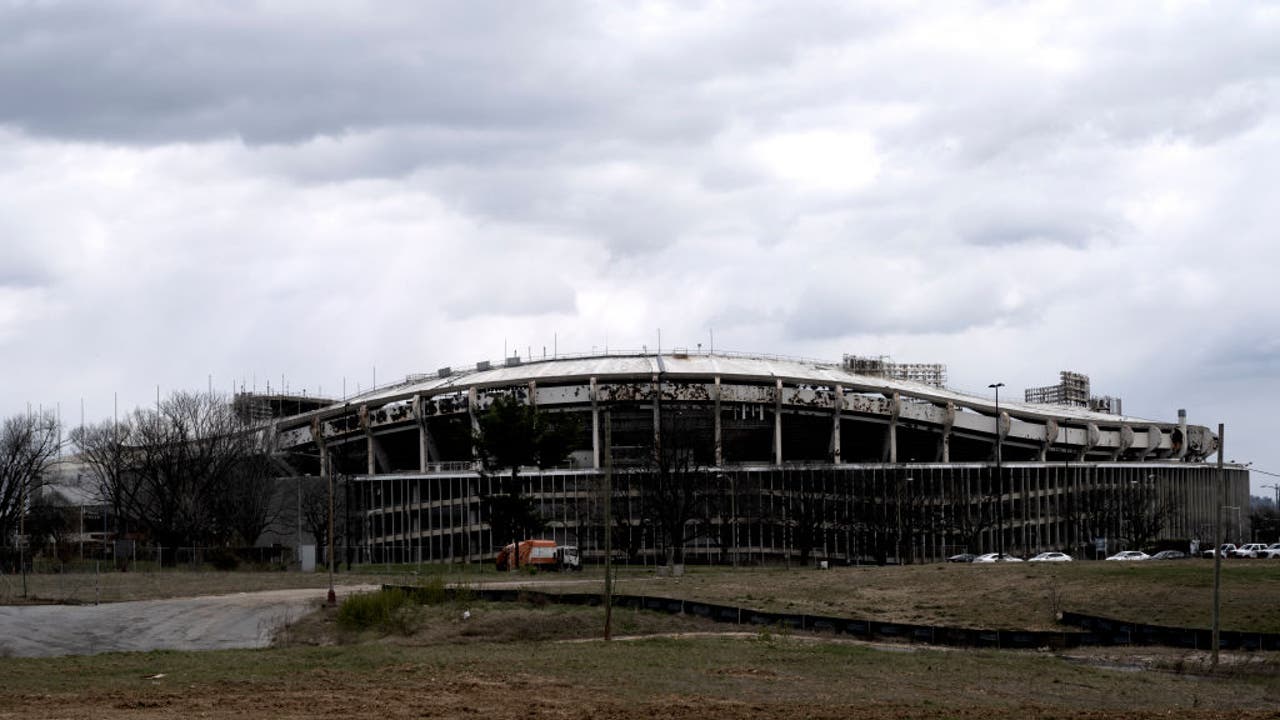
[[336, 588, 414, 633]]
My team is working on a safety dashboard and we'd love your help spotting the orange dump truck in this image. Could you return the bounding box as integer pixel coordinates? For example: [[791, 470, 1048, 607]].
[[495, 539, 581, 571]]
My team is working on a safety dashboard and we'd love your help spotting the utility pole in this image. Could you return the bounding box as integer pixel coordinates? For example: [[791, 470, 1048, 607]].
[[988, 382, 1005, 557], [1212, 423, 1224, 670], [603, 410, 614, 642], [326, 445, 337, 607], [20, 476, 27, 599]]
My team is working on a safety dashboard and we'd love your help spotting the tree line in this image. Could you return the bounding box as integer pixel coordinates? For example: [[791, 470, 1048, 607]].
[[0, 391, 281, 566]]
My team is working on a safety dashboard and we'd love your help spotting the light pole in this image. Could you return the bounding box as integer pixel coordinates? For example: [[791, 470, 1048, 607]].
[[989, 382, 1005, 558], [1263, 483, 1280, 510]]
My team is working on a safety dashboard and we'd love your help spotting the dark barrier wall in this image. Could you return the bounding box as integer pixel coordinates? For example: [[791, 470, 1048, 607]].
[[388, 585, 1277, 651], [1059, 611, 1280, 651], [387, 585, 1087, 650]]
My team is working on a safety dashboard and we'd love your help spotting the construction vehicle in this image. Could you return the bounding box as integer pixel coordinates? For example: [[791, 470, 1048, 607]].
[[495, 539, 581, 571]]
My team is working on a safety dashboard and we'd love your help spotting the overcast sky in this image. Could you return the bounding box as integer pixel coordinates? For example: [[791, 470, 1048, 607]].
[[2, 2, 1276, 492]]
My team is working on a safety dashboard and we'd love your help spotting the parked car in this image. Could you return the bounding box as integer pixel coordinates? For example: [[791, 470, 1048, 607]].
[[1105, 550, 1150, 561], [1233, 543, 1269, 559], [1260, 543, 1280, 559], [972, 552, 1023, 563], [947, 553, 977, 563], [1028, 552, 1073, 562], [1149, 550, 1188, 560], [1203, 543, 1238, 558]]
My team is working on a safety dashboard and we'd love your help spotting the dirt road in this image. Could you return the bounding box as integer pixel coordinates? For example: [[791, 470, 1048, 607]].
[[0, 585, 375, 658]]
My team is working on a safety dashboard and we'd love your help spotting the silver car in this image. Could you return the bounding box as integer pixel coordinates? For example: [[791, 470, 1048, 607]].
[[972, 552, 1024, 563], [1105, 550, 1150, 561], [1029, 552, 1073, 562]]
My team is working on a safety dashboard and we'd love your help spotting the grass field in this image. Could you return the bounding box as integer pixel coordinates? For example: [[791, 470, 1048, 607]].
[[4, 559, 1278, 633], [3, 564, 1280, 719], [2, 597, 1278, 719]]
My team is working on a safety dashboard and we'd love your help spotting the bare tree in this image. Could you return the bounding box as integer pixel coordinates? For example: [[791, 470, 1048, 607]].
[[300, 475, 345, 562], [219, 453, 282, 546], [0, 412, 61, 547], [1117, 479, 1179, 551], [70, 417, 134, 543], [75, 391, 265, 564], [637, 410, 723, 566]]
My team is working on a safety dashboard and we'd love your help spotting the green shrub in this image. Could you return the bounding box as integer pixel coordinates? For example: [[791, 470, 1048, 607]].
[[337, 589, 412, 632], [409, 576, 450, 605]]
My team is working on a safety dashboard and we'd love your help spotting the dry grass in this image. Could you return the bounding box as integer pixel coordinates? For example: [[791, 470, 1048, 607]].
[[5, 559, 1278, 636], [4, 569, 1280, 719], [2, 599, 1278, 719], [597, 560, 1280, 632]]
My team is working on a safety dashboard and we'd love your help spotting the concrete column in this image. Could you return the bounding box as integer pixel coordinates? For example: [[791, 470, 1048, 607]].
[[773, 378, 783, 466], [938, 401, 955, 462], [884, 392, 900, 464], [1079, 422, 1099, 461], [714, 376, 723, 467], [1176, 409, 1188, 460], [468, 387, 480, 469], [360, 405, 376, 475], [1039, 419, 1059, 462], [1113, 425, 1134, 461], [527, 380, 537, 408], [652, 373, 662, 460], [831, 385, 844, 464], [1139, 425, 1161, 461], [590, 376, 600, 470], [415, 394, 430, 473]]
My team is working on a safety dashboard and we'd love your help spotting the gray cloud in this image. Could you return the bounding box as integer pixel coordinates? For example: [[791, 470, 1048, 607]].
[[0, 2, 1278, 490]]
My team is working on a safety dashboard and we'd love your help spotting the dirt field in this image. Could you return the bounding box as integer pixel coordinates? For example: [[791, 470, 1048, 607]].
[[2, 562, 1278, 718], [5, 559, 1278, 632], [1, 598, 1278, 719]]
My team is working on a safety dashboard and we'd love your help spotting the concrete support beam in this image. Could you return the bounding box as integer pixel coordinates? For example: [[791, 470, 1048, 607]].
[[714, 376, 723, 467], [1079, 422, 1100, 461], [468, 387, 480, 469], [774, 378, 783, 466], [1039, 418, 1059, 462], [1176, 409, 1188, 460], [937, 401, 955, 462], [884, 392, 900, 463], [1139, 425, 1161, 461], [652, 373, 662, 460], [414, 394, 435, 473], [590, 376, 600, 470], [831, 385, 844, 464], [1113, 425, 1134, 461], [358, 405, 391, 473]]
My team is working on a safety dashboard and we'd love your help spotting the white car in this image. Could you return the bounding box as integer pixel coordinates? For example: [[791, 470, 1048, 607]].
[[1029, 552, 1073, 562], [1203, 543, 1238, 558], [972, 552, 1024, 563], [1105, 550, 1150, 561], [1233, 543, 1268, 558]]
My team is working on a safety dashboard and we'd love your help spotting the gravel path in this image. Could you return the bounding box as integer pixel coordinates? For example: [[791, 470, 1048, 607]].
[[0, 585, 376, 658]]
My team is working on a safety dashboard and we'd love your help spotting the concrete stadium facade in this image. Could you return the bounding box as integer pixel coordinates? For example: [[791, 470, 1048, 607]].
[[267, 352, 1248, 565]]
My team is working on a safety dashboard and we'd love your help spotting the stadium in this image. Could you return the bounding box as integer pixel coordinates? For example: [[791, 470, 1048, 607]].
[[261, 351, 1248, 566]]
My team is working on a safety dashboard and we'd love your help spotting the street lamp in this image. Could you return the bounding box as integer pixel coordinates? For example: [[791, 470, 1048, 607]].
[[988, 382, 1005, 558], [1263, 483, 1280, 510]]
